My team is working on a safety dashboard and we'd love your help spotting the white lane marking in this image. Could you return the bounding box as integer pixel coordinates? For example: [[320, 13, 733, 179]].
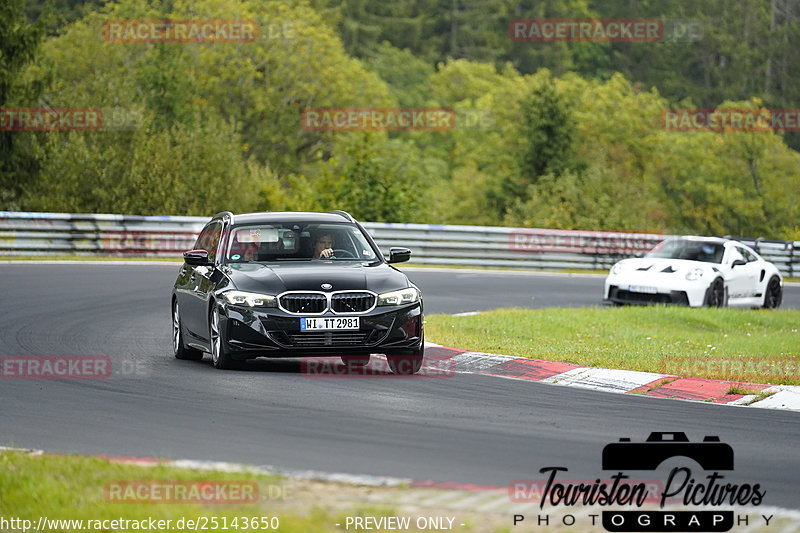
[[541, 367, 667, 393], [728, 394, 758, 405], [454, 352, 518, 372], [750, 385, 800, 410], [452, 311, 482, 317], [399, 266, 607, 278]]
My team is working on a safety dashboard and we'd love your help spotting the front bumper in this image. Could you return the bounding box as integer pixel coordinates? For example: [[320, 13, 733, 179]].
[[218, 301, 423, 359], [605, 285, 690, 306], [604, 275, 710, 307]]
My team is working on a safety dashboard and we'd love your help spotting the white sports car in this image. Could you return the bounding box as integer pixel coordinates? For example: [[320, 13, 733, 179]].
[[604, 236, 783, 308]]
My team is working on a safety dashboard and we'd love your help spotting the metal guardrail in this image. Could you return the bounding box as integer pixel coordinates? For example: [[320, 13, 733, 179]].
[[0, 211, 797, 277]]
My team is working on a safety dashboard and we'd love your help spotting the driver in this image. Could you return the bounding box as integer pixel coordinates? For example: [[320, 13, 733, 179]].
[[312, 232, 334, 259]]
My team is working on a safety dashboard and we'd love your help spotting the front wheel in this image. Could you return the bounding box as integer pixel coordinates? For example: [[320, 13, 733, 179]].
[[704, 278, 726, 307], [386, 355, 423, 375], [210, 305, 241, 370], [173, 300, 203, 361], [763, 276, 782, 309], [386, 338, 424, 375]]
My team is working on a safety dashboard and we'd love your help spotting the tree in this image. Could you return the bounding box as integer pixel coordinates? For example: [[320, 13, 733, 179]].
[[0, 0, 51, 209]]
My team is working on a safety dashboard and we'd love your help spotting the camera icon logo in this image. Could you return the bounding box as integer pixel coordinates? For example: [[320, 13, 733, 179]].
[[602, 432, 734, 471]]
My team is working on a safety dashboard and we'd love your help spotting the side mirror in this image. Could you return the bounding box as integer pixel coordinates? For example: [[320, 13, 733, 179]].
[[183, 249, 211, 266], [731, 259, 746, 268], [387, 247, 411, 264]]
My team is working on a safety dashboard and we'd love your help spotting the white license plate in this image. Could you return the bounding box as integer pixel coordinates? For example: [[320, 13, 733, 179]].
[[628, 285, 658, 294], [300, 317, 360, 331]]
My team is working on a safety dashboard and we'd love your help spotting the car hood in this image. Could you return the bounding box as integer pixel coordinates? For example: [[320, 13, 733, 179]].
[[224, 261, 411, 294], [616, 257, 720, 275]]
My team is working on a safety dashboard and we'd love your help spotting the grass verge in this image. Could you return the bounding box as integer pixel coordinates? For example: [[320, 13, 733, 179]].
[[426, 306, 800, 385], [0, 451, 507, 533]]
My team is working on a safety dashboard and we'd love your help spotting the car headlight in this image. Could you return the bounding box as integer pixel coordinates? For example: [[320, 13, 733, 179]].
[[377, 287, 419, 306], [686, 268, 704, 281], [222, 290, 277, 307], [611, 263, 623, 275]]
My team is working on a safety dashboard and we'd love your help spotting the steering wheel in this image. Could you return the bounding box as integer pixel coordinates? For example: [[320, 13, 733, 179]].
[[331, 249, 356, 259]]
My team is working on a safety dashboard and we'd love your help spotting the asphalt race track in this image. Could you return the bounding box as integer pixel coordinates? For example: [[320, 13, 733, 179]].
[[1, 264, 799, 509]]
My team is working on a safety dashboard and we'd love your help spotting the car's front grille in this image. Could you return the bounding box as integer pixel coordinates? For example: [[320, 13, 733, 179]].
[[610, 287, 689, 305], [331, 292, 375, 313], [288, 332, 370, 347], [616, 290, 672, 303], [279, 293, 326, 314]]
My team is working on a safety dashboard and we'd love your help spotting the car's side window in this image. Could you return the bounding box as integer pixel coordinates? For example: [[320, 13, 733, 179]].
[[195, 221, 222, 262], [727, 247, 745, 264], [736, 246, 756, 263]]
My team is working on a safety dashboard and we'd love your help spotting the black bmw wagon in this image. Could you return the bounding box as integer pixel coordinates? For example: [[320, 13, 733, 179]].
[[171, 211, 424, 374]]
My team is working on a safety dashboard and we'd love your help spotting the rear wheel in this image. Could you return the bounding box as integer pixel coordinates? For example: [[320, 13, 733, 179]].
[[704, 278, 725, 307], [210, 305, 241, 370], [173, 300, 203, 361], [763, 276, 782, 309]]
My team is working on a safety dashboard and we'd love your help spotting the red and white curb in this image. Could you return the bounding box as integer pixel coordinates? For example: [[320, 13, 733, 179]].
[[423, 344, 800, 412]]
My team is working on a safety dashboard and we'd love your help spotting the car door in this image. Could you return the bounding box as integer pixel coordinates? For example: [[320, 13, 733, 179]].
[[183, 221, 223, 341], [176, 223, 212, 340], [726, 246, 759, 301]]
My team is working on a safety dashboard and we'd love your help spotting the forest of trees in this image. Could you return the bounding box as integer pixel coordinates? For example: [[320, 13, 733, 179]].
[[2, 0, 799, 239]]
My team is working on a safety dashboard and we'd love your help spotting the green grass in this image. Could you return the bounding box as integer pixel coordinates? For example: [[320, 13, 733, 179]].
[[0, 451, 514, 533], [0, 451, 374, 533], [426, 306, 800, 385]]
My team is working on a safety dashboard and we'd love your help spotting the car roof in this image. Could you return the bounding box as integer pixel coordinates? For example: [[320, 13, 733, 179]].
[[669, 236, 730, 245], [226, 211, 355, 226]]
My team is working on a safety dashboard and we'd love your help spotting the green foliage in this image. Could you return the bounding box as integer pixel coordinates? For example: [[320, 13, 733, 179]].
[[0, 0, 51, 209], [2, 0, 799, 242], [516, 75, 576, 183], [24, 113, 266, 215], [298, 134, 425, 222]]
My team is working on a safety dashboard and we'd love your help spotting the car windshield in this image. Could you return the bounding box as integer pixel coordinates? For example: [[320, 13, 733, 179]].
[[646, 238, 724, 264], [224, 222, 380, 264]]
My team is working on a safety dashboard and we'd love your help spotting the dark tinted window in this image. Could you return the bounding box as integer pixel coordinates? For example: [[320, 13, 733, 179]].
[[646, 238, 724, 264], [195, 221, 222, 262]]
